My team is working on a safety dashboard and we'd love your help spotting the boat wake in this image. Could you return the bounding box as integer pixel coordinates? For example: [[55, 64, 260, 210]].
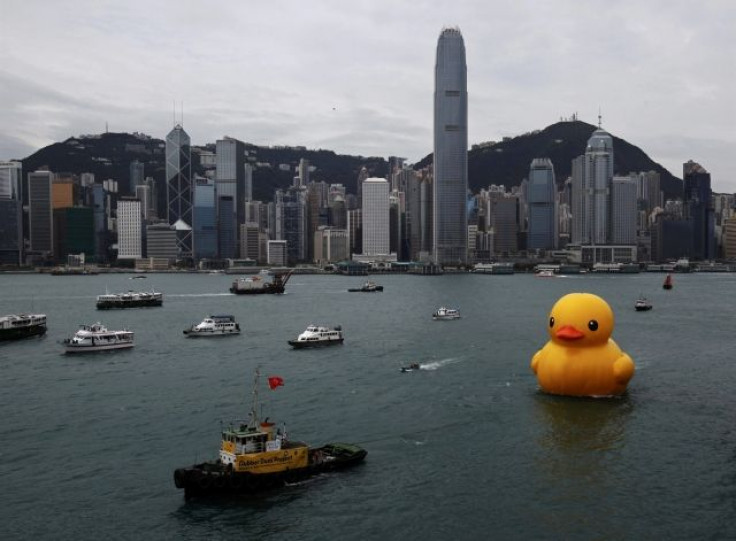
[[168, 293, 233, 298], [420, 357, 462, 371]]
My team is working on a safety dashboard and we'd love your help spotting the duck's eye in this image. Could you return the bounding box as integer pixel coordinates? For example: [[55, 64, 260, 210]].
[[549, 317, 554, 328], [588, 320, 599, 331]]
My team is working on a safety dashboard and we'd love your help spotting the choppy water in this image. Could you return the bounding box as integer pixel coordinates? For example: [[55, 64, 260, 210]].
[[1, 271, 736, 540]]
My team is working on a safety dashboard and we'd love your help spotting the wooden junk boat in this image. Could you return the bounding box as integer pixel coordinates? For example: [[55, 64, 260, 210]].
[[173, 370, 367, 498]]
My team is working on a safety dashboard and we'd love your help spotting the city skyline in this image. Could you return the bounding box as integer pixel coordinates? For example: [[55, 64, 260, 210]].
[[1, 1, 735, 190]]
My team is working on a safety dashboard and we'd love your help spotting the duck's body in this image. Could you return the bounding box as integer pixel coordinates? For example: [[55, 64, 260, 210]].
[[531, 293, 635, 397]]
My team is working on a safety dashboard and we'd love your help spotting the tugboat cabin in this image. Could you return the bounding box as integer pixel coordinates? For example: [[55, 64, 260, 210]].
[[219, 422, 309, 474]]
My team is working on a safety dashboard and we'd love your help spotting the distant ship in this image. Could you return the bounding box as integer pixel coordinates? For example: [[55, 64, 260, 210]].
[[96, 289, 163, 310], [288, 325, 344, 348], [184, 315, 241, 337], [432, 307, 461, 320], [230, 270, 293, 295], [0, 314, 47, 341], [63, 323, 134, 354], [348, 281, 383, 292]]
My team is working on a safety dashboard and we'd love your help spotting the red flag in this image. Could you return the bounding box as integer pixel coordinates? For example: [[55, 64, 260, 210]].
[[268, 376, 284, 390]]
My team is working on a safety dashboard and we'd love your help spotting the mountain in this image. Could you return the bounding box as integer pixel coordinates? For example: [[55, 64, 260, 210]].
[[20, 132, 388, 203], [20, 120, 682, 203], [416, 120, 682, 199]]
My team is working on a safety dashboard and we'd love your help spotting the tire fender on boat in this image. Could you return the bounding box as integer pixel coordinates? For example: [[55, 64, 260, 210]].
[[229, 474, 245, 490], [197, 474, 213, 490], [245, 474, 260, 491], [174, 469, 187, 489]]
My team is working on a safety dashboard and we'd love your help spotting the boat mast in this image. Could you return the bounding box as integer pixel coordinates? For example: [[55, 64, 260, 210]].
[[250, 368, 260, 427]]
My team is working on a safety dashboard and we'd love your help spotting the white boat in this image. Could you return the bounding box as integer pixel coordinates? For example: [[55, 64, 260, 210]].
[[0, 313, 47, 341], [288, 325, 344, 348], [535, 269, 555, 278], [183, 315, 241, 337], [64, 323, 134, 353], [635, 297, 653, 311], [432, 307, 461, 320]]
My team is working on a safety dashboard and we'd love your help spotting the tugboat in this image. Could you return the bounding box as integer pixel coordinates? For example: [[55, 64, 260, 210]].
[[63, 323, 134, 353], [347, 281, 383, 292], [663, 274, 673, 290], [288, 325, 344, 348], [184, 315, 241, 337], [96, 289, 163, 309], [173, 370, 367, 498], [0, 313, 47, 341], [432, 307, 461, 320], [634, 296, 653, 311], [230, 270, 293, 295]]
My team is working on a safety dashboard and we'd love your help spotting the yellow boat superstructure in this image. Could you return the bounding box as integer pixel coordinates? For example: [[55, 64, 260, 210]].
[[219, 421, 309, 474]]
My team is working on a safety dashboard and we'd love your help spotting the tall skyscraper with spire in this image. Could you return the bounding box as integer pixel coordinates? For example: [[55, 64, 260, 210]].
[[433, 27, 468, 266], [166, 124, 192, 256], [571, 125, 614, 245]]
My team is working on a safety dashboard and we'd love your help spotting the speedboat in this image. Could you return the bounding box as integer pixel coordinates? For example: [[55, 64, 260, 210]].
[[635, 297, 653, 311], [184, 315, 241, 337], [536, 269, 555, 278], [432, 307, 461, 320], [63, 323, 134, 353], [400, 363, 421, 373], [288, 325, 344, 348]]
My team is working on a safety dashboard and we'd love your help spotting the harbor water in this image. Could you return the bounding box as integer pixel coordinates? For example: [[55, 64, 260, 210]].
[[1, 272, 735, 540]]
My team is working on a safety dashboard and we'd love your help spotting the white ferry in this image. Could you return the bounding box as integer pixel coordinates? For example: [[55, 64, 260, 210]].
[[63, 323, 134, 354], [288, 325, 344, 348], [0, 313, 47, 341], [432, 307, 461, 320], [183, 315, 241, 337]]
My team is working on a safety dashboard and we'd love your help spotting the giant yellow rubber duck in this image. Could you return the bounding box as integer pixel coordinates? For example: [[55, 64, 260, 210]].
[[531, 293, 635, 397]]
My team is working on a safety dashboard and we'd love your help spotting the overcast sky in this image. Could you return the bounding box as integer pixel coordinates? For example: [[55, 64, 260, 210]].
[[1, 0, 735, 190]]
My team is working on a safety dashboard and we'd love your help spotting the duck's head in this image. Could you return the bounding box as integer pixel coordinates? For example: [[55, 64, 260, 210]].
[[547, 293, 614, 346]]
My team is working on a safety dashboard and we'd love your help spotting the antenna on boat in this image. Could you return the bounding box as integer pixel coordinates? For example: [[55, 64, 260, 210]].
[[250, 367, 261, 427]]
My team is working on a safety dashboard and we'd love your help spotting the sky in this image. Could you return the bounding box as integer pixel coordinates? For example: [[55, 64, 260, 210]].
[[1, 0, 735, 191]]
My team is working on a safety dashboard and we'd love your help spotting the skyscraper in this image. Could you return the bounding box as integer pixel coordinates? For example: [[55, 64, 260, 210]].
[[117, 198, 143, 260], [0, 161, 23, 265], [527, 158, 557, 251], [683, 160, 715, 260], [192, 176, 217, 260], [166, 124, 192, 256], [215, 137, 246, 257], [611, 175, 637, 245], [129, 160, 144, 193], [433, 27, 468, 266], [27, 170, 54, 259], [571, 128, 614, 245], [361, 178, 390, 256]]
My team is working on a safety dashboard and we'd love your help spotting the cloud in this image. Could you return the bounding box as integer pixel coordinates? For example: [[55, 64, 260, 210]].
[[1, 0, 734, 190]]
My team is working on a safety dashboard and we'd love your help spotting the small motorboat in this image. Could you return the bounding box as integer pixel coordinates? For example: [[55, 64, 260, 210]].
[[535, 269, 555, 278], [183, 315, 241, 337], [634, 297, 653, 311], [400, 363, 421, 373], [433, 307, 461, 320], [288, 325, 344, 348]]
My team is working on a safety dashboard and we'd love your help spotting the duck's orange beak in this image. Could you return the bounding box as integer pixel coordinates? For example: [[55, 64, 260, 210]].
[[556, 325, 584, 341]]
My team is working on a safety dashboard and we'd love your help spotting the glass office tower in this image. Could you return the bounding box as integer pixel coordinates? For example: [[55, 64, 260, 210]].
[[433, 27, 468, 266]]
